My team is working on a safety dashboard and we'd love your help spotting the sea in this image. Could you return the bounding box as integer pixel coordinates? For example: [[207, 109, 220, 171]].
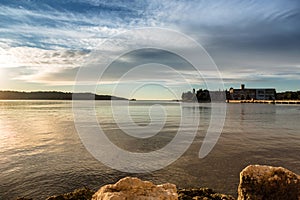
[[0, 100, 299, 199]]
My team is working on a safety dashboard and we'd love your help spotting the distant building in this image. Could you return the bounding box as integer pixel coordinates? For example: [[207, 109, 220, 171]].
[[229, 84, 276, 100], [209, 91, 227, 102]]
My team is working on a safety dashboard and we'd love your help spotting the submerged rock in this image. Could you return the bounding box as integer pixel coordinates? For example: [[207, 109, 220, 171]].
[[178, 188, 235, 200], [238, 165, 300, 200], [46, 187, 95, 200], [92, 177, 178, 200]]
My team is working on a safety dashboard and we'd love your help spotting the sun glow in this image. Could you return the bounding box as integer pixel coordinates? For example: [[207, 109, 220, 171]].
[[0, 48, 20, 68], [0, 69, 6, 86]]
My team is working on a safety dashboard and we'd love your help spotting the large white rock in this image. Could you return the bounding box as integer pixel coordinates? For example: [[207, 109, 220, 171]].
[[238, 165, 300, 200], [92, 177, 178, 200]]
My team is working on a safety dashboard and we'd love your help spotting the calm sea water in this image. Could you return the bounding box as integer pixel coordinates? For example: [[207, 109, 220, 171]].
[[0, 100, 299, 199]]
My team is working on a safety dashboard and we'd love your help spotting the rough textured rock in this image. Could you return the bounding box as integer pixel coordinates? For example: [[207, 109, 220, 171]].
[[178, 188, 235, 200], [46, 187, 95, 200], [238, 165, 300, 200], [92, 177, 178, 200]]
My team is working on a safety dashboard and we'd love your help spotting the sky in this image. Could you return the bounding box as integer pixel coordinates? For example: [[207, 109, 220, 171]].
[[0, 0, 299, 99]]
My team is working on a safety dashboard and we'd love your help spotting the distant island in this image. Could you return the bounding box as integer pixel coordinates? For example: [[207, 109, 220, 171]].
[[0, 91, 127, 100]]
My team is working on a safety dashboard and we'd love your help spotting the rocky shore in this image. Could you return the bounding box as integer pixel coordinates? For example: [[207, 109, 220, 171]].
[[17, 165, 300, 200]]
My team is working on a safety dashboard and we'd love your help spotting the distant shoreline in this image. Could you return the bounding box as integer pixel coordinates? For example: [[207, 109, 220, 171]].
[[0, 91, 127, 101]]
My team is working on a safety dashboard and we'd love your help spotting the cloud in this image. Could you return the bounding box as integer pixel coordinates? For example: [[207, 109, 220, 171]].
[[0, 0, 300, 92], [0, 0, 162, 49], [0, 46, 88, 67], [144, 1, 300, 73], [0, 45, 89, 85]]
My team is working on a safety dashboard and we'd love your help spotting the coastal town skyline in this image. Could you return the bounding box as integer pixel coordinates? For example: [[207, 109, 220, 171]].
[[0, 1, 300, 100]]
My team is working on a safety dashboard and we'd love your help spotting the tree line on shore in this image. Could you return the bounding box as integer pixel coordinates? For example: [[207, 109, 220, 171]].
[[0, 91, 127, 100], [276, 91, 300, 100], [181, 89, 211, 102]]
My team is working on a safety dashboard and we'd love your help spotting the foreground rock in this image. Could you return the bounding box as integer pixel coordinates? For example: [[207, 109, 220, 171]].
[[238, 165, 300, 200], [16, 165, 300, 200], [92, 177, 178, 200]]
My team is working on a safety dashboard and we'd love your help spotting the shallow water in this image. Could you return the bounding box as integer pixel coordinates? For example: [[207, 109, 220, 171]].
[[0, 100, 299, 199]]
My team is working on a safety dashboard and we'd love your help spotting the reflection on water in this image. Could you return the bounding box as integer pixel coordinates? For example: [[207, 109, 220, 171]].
[[0, 100, 299, 199]]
